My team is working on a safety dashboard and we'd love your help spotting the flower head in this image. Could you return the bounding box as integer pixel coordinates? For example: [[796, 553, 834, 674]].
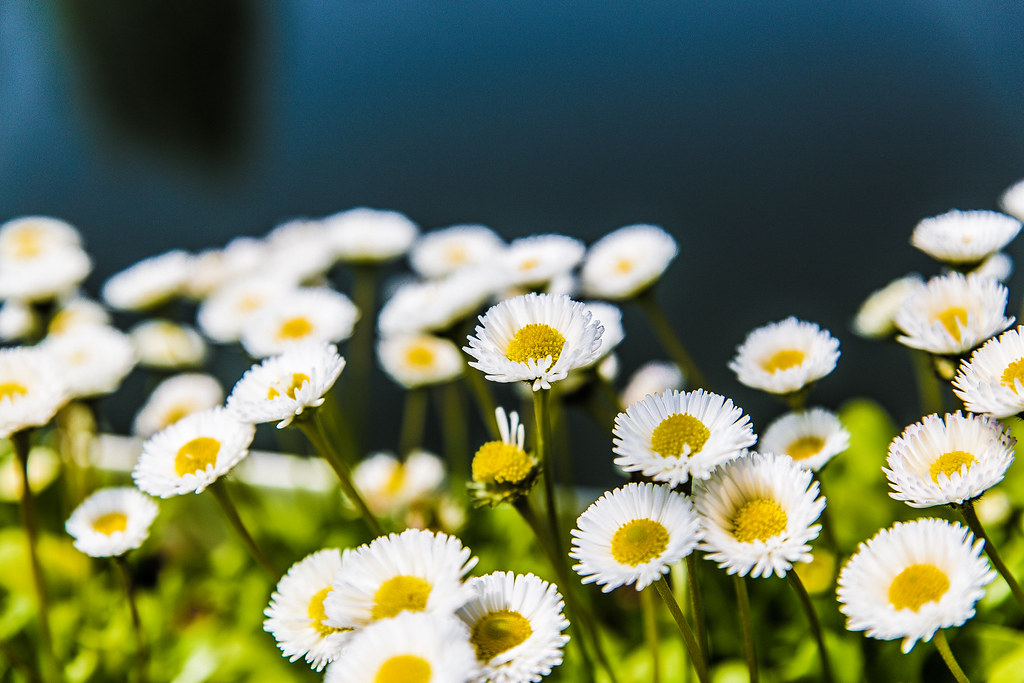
[[353, 450, 446, 517], [410, 224, 505, 279], [852, 275, 925, 340], [0, 346, 69, 438], [130, 320, 207, 369], [132, 373, 224, 437], [729, 317, 840, 395], [326, 207, 419, 264], [581, 224, 678, 300], [378, 333, 464, 389], [621, 361, 684, 409], [0, 216, 91, 302], [911, 209, 1021, 266], [760, 408, 849, 471], [469, 407, 539, 507], [42, 325, 137, 398], [1000, 178, 1024, 222], [240, 287, 359, 358], [65, 487, 158, 557], [101, 250, 192, 312], [953, 325, 1024, 418], [500, 234, 585, 289], [378, 268, 502, 337]]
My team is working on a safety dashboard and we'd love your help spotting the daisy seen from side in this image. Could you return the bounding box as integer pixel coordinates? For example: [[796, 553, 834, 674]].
[[410, 223, 505, 279], [729, 317, 840, 396], [760, 408, 849, 472], [0, 346, 69, 438], [240, 287, 359, 358], [325, 207, 420, 264], [500, 234, 585, 290], [129, 320, 207, 369], [377, 333, 464, 389], [580, 224, 678, 300], [41, 324, 137, 398], [911, 209, 1022, 266], [132, 373, 224, 438], [101, 249, 193, 312], [852, 274, 925, 340], [65, 486, 158, 558]]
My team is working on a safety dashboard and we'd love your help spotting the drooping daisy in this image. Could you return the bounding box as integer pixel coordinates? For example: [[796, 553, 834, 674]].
[[378, 267, 502, 337], [457, 572, 569, 683], [500, 234, 585, 290], [240, 287, 359, 358], [469, 407, 539, 507], [410, 224, 505, 279], [693, 452, 825, 579], [729, 317, 841, 396], [41, 325, 137, 398], [196, 275, 298, 344], [894, 272, 1014, 356], [323, 528, 477, 630], [65, 487, 158, 558], [129, 320, 207, 369], [1000, 178, 1024, 222], [463, 293, 604, 391], [325, 207, 420, 264], [884, 412, 1015, 508], [612, 389, 756, 487], [132, 406, 256, 498], [0, 346, 69, 438], [226, 341, 345, 428], [836, 518, 995, 653], [0, 216, 92, 302], [620, 361, 684, 410], [323, 611, 477, 683], [760, 408, 850, 471], [263, 548, 350, 672], [911, 209, 1022, 266], [952, 325, 1024, 418], [571, 482, 701, 592], [377, 333, 465, 389], [581, 224, 678, 300], [101, 250, 193, 312], [352, 450, 446, 517], [851, 275, 925, 340], [132, 373, 224, 438]]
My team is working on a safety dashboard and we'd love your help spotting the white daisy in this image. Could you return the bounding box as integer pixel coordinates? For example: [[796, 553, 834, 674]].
[[0, 215, 82, 258], [240, 287, 359, 358], [378, 267, 502, 337], [760, 408, 850, 471], [852, 275, 925, 340], [884, 411, 1015, 508], [0, 346, 69, 438], [729, 317, 841, 395], [612, 389, 756, 487], [836, 518, 995, 653], [226, 341, 345, 428], [132, 406, 255, 498], [911, 209, 1022, 266], [323, 612, 477, 683], [132, 373, 225, 438], [457, 572, 569, 683], [0, 300, 37, 342], [47, 297, 112, 335], [500, 234, 585, 289], [693, 452, 825, 579], [581, 224, 678, 300], [968, 252, 1013, 282], [570, 482, 701, 592], [894, 272, 1014, 356], [196, 275, 298, 343], [463, 293, 604, 391], [378, 333, 465, 389], [0, 216, 91, 302], [1000, 178, 1024, 222], [410, 224, 505, 279], [263, 218, 339, 283], [101, 250, 193, 312], [182, 236, 267, 300], [323, 528, 477, 630], [41, 325, 137, 398], [263, 548, 350, 672], [953, 325, 1024, 418], [325, 207, 420, 264], [469, 407, 539, 507], [352, 450, 446, 517], [583, 301, 625, 365], [621, 361, 684, 410], [65, 487, 158, 558], [129, 320, 207, 369]]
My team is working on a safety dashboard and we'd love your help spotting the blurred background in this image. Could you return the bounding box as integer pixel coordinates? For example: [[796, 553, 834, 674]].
[[3, 0, 1024, 484]]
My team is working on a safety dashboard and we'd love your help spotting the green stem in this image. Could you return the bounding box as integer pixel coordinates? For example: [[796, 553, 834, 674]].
[[633, 289, 709, 391], [398, 388, 428, 457], [463, 370, 501, 440], [933, 629, 970, 683], [686, 553, 709, 666], [115, 556, 148, 683], [345, 263, 381, 453], [670, 562, 692, 683], [652, 576, 709, 683], [532, 388, 564, 561], [912, 349, 944, 416], [437, 382, 469, 488], [787, 571, 834, 683], [641, 587, 661, 683], [209, 481, 278, 579], [0, 638, 43, 683], [957, 499, 1024, 612], [733, 574, 758, 683]]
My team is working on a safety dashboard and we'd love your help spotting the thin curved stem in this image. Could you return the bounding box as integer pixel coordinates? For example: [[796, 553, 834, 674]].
[[641, 587, 661, 683], [436, 382, 469, 488], [344, 263, 381, 453], [733, 574, 758, 683], [958, 499, 1024, 612], [686, 553, 709, 666], [933, 629, 970, 683], [787, 571, 834, 683], [209, 481, 278, 579], [462, 370, 501, 440], [532, 388, 564, 560], [397, 388, 428, 457], [652, 576, 709, 683], [114, 556, 148, 683], [633, 289, 709, 391], [911, 349, 944, 416]]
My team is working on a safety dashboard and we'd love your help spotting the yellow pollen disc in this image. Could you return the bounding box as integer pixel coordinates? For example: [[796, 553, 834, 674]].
[[888, 563, 950, 611], [933, 306, 968, 342], [10, 226, 44, 259], [49, 311, 75, 333], [371, 575, 432, 621], [518, 257, 540, 271], [929, 450, 975, 482], [92, 512, 128, 536], [307, 587, 347, 638], [405, 345, 435, 368], [505, 324, 566, 366], [374, 655, 432, 683], [160, 404, 193, 429], [732, 498, 787, 543], [174, 436, 221, 477], [267, 372, 310, 400], [278, 316, 314, 340], [650, 413, 710, 458], [237, 294, 264, 313], [614, 257, 634, 274], [1000, 358, 1024, 392], [385, 463, 406, 494], [472, 441, 533, 484], [471, 609, 533, 663], [444, 244, 468, 265], [0, 382, 28, 402], [786, 436, 825, 461], [610, 518, 670, 566], [761, 349, 806, 373]]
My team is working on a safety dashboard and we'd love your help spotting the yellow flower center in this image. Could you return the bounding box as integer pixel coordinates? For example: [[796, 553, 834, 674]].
[[518, 257, 540, 271], [405, 345, 435, 368], [385, 463, 406, 494], [933, 306, 968, 342], [92, 512, 128, 535], [371, 575, 432, 621], [761, 349, 805, 373], [505, 324, 565, 366], [278, 316, 314, 340], [650, 413, 710, 458], [929, 450, 975, 482], [307, 587, 347, 638], [1000, 358, 1024, 392], [174, 436, 221, 477], [237, 293, 265, 313], [267, 372, 310, 400], [786, 436, 825, 461], [610, 518, 670, 566], [732, 498, 787, 543], [472, 441, 533, 484], [375, 655, 432, 683], [444, 244, 469, 265], [160, 403, 193, 430], [471, 609, 533, 663], [888, 563, 950, 611], [0, 381, 28, 402], [614, 257, 634, 274], [9, 225, 45, 259]]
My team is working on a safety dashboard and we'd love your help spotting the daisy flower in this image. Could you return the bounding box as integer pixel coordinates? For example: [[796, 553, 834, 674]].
[[196, 275, 297, 344], [0, 346, 69, 438], [226, 341, 345, 428], [884, 411, 1015, 508], [760, 408, 849, 471], [1000, 178, 1024, 221], [378, 267, 502, 337], [500, 234, 585, 289], [836, 518, 995, 653], [0, 216, 91, 302], [469, 407, 539, 506], [378, 333, 465, 389], [953, 325, 1024, 418], [571, 482, 701, 592], [323, 612, 477, 683], [47, 296, 112, 335], [132, 373, 224, 438], [263, 218, 339, 283], [41, 324, 137, 398], [65, 487, 158, 558], [410, 224, 505, 279], [612, 389, 756, 487], [323, 528, 478, 630], [968, 252, 1013, 282], [911, 209, 1021, 266], [620, 361, 684, 410], [894, 272, 1013, 356], [325, 207, 420, 264], [581, 224, 678, 300], [101, 250, 193, 312], [729, 317, 841, 395], [852, 275, 925, 340], [463, 293, 604, 391], [0, 300, 37, 342], [352, 450, 446, 517], [457, 572, 569, 683], [693, 452, 825, 579], [583, 301, 625, 365], [264, 548, 350, 672], [182, 236, 267, 300], [0, 215, 82, 257], [130, 320, 207, 369], [240, 287, 359, 358], [132, 406, 255, 498]]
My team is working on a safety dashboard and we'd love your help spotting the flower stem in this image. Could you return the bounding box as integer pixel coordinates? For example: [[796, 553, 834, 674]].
[[532, 388, 564, 560], [733, 574, 758, 683], [912, 349, 944, 416], [209, 481, 278, 579], [633, 289, 709, 391], [344, 263, 381, 452], [652, 576, 709, 683], [437, 382, 469, 488], [786, 571, 834, 683], [462, 370, 501, 440], [641, 587, 661, 683], [685, 553, 710, 666], [957, 499, 1024, 612], [114, 556, 148, 683], [398, 388, 428, 456], [933, 629, 970, 683]]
